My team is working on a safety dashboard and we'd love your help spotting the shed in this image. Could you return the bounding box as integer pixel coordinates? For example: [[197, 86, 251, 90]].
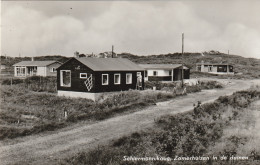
[[139, 64, 190, 81], [57, 57, 144, 100]]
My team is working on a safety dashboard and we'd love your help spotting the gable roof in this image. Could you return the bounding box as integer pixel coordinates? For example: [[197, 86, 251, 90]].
[[74, 57, 144, 71], [196, 62, 232, 66], [139, 64, 189, 69], [13, 61, 61, 67]]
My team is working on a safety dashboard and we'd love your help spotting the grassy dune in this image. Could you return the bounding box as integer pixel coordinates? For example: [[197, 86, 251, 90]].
[[0, 80, 221, 140], [60, 86, 260, 165]]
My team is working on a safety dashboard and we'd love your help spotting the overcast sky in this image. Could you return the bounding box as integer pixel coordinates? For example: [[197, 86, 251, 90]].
[[1, 0, 260, 58]]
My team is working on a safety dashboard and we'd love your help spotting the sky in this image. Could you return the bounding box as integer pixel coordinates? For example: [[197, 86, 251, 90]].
[[1, 0, 260, 58]]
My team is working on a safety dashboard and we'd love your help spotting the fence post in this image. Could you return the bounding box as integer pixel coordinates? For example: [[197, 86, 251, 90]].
[[10, 77, 13, 87]]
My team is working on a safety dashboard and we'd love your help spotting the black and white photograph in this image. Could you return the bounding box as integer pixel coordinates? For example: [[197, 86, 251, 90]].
[[1, 0, 260, 164]]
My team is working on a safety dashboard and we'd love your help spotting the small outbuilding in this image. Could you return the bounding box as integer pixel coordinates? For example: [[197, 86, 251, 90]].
[[139, 64, 190, 81], [13, 60, 62, 78], [196, 61, 234, 74], [57, 57, 144, 100]]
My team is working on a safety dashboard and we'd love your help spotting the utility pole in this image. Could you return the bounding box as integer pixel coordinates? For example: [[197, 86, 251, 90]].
[[112, 45, 114, 58], [181, 33, 184, 88]]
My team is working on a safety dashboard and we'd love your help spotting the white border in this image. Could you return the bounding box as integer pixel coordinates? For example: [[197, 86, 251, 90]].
[[80, 73, 88, 79], [60, 70, 71, 87], [126, 73, 132, 84], [102, 74, 109, 85], [114, 73, 121, 84]]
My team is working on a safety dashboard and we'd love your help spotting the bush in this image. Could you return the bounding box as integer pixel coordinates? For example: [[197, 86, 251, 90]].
[[63, 87, 260, 165], [1, 76, 57, 93], [1, 78, 24, 85]]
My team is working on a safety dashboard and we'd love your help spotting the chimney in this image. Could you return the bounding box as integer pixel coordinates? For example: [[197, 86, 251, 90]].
[[112, 45, 114, 58], [31, 57, 34, 61]]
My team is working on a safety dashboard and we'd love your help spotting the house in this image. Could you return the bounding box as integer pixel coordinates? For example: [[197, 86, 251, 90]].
[[139, 64, 190, 81], [57, 57, 144, 100], [196, 61, 234, 74], [13, 60, 62, 78]]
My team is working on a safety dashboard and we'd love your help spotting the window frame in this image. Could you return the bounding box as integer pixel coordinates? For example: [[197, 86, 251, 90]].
[[144, 71, 148, 77], [102, 74, 109, 85], [60, 70, 71, 87], [16, 67, 26, 77], [126, 73, 132, 84], [80, 73, 88, 79], [169, 70, 172, 76], [50, 68, 57, 73], [114, 73, 121, 85], [208, 66, 213, 72]]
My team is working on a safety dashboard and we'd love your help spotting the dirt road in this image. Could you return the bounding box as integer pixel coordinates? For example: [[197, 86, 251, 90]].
[[0, 79, 259, 165]]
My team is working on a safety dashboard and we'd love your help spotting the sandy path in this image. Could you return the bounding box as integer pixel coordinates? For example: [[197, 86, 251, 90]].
[[0, 79, 259, 165]]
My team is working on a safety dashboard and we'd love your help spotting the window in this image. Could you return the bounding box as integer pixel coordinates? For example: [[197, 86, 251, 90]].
[[208, 66, 212, 72], [197, 66, 201, 71], [50, 68, 57, 72], [169, 70, 172, 76], [144, 71, 147, 77], [126, 73, 132, 84], [153, 71, 158, 76], [229, 66, 233, 72], [80, 73, 87, 78], [60, 70, 71, 87], [102, 74, 109, 85], [16, 68, 20, 75], [114, 74, 121, 84], [16, 67, 26, 76]]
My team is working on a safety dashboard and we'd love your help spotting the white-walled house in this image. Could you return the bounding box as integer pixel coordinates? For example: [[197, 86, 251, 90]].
[[13, 61, 62, 78], [139, 64, 190, 81], [196, 61, 234, 75]]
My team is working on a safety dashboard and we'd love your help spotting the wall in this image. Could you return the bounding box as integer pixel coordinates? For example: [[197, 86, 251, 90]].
[[37, 67, 46, 77], [14, 66, 17, 77], [57, 58, 144, 93], [173, 69, 190, 81], [57, 58, 95, 93], [148, 76, 172, 81], [198, 64, 234, 74], [46, 62, 62, 76], [94, 71, 144, 92], [146, 69, 172, 81], [147, 69, 171, 76]]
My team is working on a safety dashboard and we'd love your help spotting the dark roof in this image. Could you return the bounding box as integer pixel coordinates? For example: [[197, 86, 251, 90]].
[[139, 64, 189, 69], [75, 58, 144, 71], [13, 61, 61, 67], [196, 62, 231, 66]]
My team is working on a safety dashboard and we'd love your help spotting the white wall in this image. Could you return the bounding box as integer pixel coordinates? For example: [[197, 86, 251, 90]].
[[201, 66, 217, 73], [37, 67, 46, 76], [147, 69, 171, 76], [58, 90, 101, 101], [14, 66, 17, 77]]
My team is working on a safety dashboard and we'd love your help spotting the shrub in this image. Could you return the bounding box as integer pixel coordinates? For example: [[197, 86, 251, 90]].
[[1, 78, 24, 85], [63, 87, 260, 165]]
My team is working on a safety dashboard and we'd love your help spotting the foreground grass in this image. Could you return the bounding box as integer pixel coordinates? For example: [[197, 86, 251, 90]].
[[206, 100, 260, 165], [0, 80, 222, 140], [60, 86, 260, 165]]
